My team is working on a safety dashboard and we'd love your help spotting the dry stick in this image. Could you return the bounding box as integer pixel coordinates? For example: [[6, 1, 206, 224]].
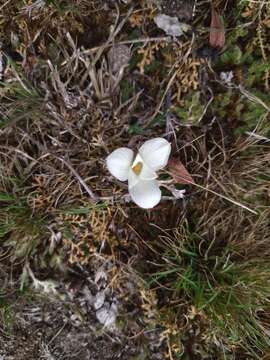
[[196, 87, 214, 123], [168, 173, 257, 215], [167, 336, 174, 360], [82, 36, 172, 55], [47, 323, 67, 346], [0, 0, 12, 10], [238, 85, 270, 112], [54, 156, 98, 202], [245, 132, 270, 142]]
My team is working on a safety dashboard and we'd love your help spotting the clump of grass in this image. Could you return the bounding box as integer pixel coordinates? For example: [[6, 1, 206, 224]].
[[0, 300, 14, 335], [147, 221, 270, 357], [0, 65, 44, 129], [134, 136, 270, 358], [0, 191, 49, 261]]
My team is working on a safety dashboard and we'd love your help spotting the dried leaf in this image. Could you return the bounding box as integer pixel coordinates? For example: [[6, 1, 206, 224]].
[[209, 8, 225, 49], [168, 158, 195, 185]]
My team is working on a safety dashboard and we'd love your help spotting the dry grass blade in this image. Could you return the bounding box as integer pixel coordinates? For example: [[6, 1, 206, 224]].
[[0, 0, 12, 11], [52, 156, 98, 202]]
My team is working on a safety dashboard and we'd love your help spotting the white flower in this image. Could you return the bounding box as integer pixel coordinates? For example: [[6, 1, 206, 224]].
[[106, 138, 171, 209]]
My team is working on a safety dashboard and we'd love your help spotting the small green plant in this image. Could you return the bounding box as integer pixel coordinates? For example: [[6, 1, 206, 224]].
[[0, 64, 44, 129], [211, 90, 269, 136], [44, 0, 82, 14], [0, 302, 14, 335], [174, 91, 205, 125]]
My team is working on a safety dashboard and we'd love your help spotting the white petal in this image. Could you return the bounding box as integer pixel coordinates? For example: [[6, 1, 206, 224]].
[[140, 164, 157, 181], [106, 148, 134, 181], [129, 179, 161, 209], [139, 138, 171, 171], [128, 169, 140, 189]]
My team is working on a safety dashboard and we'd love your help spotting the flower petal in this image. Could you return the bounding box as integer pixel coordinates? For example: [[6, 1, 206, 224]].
[[140, 164, 157, 181], [129, 179, 161, 209], [139, 138, 171, 171], [106, 148, 134, 181], [128, 169, 140, 189]]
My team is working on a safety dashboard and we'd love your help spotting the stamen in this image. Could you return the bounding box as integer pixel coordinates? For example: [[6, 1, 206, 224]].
[[132, 161, 143, 175]]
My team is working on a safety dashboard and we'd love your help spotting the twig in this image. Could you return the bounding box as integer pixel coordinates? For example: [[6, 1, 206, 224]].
[[238, 85, 270, 112], [196, 86, 214, 123], [54, 156, 98, 202], [0, 0, 12, 11], [245, 132, 270, 142], [167, 336, 174, 360], [82, 36, 171, 55], [166, 173, 257, 215], [47, 322, 67, 346]]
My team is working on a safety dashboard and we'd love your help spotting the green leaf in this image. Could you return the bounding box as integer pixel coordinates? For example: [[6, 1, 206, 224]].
[[220, 45, 242, 65], [0, 193, 16, 202]]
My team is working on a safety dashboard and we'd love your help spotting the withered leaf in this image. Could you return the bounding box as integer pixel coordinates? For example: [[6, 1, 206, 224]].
[[209, 8, 225, 49], [168, 158, 195, 185]]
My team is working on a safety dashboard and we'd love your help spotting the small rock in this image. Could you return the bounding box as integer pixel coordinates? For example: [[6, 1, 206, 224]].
[[95, 267, 107, 289], [82, 286, 94, 305], [94, 291, 105, 310], [108, 44, 130, 74], [96, 302, 117, 328], [154, 14, 187, 37], [220, 71, 234, 85]]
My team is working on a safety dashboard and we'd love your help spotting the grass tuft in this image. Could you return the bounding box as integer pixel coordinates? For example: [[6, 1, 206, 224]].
[[148, 221, 270, 356], [0, 191, 48, 260]]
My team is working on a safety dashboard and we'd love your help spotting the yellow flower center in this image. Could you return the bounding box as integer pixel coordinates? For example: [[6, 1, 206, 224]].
[[132, 161, 143, 175]]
